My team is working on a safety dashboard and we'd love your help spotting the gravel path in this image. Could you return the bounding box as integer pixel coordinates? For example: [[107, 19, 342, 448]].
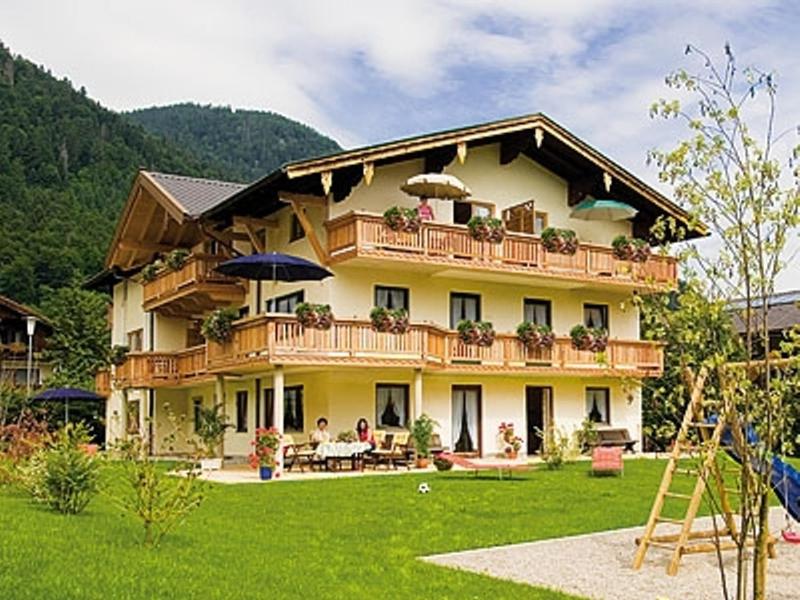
[[423, 508, 799, 599]]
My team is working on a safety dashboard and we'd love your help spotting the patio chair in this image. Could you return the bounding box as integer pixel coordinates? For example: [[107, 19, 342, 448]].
[[283, 434, 318, 473], [591, 446, 623, 476], [438, 452, 528, 479], [372, 432, 411, 470]]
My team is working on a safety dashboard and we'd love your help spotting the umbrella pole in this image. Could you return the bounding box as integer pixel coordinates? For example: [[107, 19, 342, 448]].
[[65, 399, 69, 424]]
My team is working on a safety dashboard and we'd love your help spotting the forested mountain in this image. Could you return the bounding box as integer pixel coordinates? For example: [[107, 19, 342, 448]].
[[0, 43, 340, 306], [126, 103, 341, 182]]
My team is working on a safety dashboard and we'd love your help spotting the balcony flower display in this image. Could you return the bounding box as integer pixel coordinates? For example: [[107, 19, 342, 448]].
[[141, 260, 163, 283], [498, 422, 523, 459], [249, 427, 281, 480], [611, 235, 651, 263], [164, 248, 190, 271], [369, 306, 410, 334], [295, 303, 334, 330], [108, 344, 129, 367], [201, 307, 239, 344], [569, 324, 609, 353], [516, 321, 555, 350], [467, 215, 505, 243], [541, 227, 578, 255], [457, 319, 496, 347], [383, 206, 422, 233]]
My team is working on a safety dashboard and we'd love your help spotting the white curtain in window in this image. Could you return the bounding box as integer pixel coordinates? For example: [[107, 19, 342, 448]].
[[376, 386, 406, 428], [376, 288, 407, 311], [524, 301, 549, 325], [584, 306, 607, 329], [585, 389, 609, 424], [451, 295, 479, 327], [451, 388, 479, 452]]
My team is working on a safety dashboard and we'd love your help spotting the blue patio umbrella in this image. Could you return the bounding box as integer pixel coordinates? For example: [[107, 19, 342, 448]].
[[33, 387, 104, 423], [569, 199, 638, 221], [215, 252, 333, 282]]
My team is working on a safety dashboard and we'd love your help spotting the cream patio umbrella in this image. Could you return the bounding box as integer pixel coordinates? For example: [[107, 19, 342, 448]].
[[400, 173, 471, 200]]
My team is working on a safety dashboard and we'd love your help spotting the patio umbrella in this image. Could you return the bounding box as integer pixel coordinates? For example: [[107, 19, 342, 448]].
[[569, 199, 638, 221], [400, 173, 471, 200], [215, 252, 333, 282], [33, 387, 104, 423]]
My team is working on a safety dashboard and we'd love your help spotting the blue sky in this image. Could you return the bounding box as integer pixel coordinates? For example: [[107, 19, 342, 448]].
[[1, 0, 799, 290]]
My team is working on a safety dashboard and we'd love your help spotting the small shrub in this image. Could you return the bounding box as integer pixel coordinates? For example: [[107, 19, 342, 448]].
[[195, 404, 231, 458], [164, 248, 190, 271], [576, 417, 599, 454], [411, 414, 438, 459], [109, 344, 129, 367], [248, 427, 281, 469], [538, 426, 574, 470], [0, 410, 50, 462], [201, 308, 239, 343], [40, 424, 99, 514]]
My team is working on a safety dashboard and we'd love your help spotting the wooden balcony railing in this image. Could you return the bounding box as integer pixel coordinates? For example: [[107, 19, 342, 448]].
[[204, 315, 663, 375], [95, 369, 111, 396], [141, 253, 246, 315], [326, 212, 678, 287], [114, 345, 208, 388]]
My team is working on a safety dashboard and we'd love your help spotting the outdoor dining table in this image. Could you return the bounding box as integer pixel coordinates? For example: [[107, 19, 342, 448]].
[[314, 441, 373, 471]]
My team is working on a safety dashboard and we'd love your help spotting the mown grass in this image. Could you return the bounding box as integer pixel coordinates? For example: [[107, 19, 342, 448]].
[[0, 459, 705, 600]]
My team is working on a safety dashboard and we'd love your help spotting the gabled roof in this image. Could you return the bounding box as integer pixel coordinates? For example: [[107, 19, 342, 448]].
[[0, 294, 52, 328], [731, 290, 800, 333], [105, 170, 245, 269], [205, 112, 707, 240], [148, 172, 247, 218]]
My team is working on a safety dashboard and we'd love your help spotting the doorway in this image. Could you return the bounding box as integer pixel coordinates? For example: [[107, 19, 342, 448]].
[[526, 386, 553, 455], [451, 386, 482, 455]]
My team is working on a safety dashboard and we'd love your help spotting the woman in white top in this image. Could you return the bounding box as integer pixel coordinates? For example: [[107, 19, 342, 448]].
[[310, 417, 331, 446]]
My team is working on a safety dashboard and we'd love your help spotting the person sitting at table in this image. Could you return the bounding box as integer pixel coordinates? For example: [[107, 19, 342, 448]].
[[310, 417, 331, 447], [356, 417, 376, 450], [418, 197, 434, 221]]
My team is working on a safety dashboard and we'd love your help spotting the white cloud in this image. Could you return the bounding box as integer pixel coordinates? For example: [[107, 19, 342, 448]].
[[1, 0, 798, 290]]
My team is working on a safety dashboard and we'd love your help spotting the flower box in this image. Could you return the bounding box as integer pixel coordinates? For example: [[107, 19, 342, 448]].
[[569, 324, 609, 352], [201, 308, 239, 343], [541, 227, 578, 255], [516, 321, 555, 350], [295, 303, 334, 330], [383, 206, 422, 233], [467, 216, 505, 243], [369, 306, 410, 334], [612, 235, 650, 263], [457, 320, 496, 347]]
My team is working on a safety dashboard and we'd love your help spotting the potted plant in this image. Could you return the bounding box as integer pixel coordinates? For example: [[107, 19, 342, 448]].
[[201, 308, 239, 344], [569, 324, 609, 352], [498, 422, 523, 459], [164, 248, 190, 271], [336, 430, 357, 443], [196, 403, 231, 470], [457, 319, 496, 347], [411, 414, 439, 468], [383, 206, 422, 233], [516, 321, 555, 350], [433, 456, 454, 471], [612, 235, 651, 263], [467, 215, 505, 243], [108, 344, 129, 367], [141, 261, 162, 283], [295, 302, 334, 330], [370, 307, 410, 334], [541, 227, 578, 255], [249, 427, 281, 480]]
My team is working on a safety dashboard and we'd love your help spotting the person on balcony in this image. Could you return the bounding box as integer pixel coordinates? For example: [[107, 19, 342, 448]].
[[310, 417, 331, 447], [418, 197, 434, 221]]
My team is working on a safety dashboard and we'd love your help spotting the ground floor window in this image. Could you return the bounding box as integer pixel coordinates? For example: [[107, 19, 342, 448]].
[[586, 387, 610, 424], [375, 384, 409, 429], [452, 386, 481, 453], [236, 391, 248, 432], [264, 385, 304, 432], [192, 396, 202, 432]]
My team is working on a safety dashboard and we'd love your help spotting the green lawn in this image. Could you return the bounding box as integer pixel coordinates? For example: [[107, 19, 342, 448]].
[[0, 459, 695, 600]]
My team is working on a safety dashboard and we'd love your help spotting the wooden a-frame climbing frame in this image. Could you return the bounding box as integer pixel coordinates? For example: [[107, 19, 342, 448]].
[[633, 366, 743, 575]]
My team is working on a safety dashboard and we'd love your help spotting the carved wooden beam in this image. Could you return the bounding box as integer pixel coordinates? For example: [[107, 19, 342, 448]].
[[118, 240, 176, 253], [567, 177, 596, 207], [499, 131, 531, 165], [424, 145, 457, 173], [243, 223, 265, 253], [331, 165, 363, 203], [277, 193, 327, 208], [288, 200, 328, 265]]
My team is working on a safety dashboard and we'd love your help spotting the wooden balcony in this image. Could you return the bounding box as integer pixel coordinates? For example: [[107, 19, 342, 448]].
[[141, 254, 246, 317], [326, 212, 677, 289], [95, 368, 111, 396], [113, 345, 210, 388], [204, 315, 663, 377]]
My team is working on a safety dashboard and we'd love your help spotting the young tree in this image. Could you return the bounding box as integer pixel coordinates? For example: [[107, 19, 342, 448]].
[[40, 277, 110, 390], [648, 45, 800, 599]]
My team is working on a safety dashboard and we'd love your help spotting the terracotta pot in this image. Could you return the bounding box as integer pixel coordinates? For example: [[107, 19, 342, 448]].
[[415, 457, 430, 469], [505, 449, 518, 460]]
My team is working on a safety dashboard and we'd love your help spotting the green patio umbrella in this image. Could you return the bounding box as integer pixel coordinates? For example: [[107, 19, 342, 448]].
[[569, 199, 638, 221]]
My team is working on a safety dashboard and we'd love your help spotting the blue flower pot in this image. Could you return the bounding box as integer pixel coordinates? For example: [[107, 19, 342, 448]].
[[259, 466, 273, 481]]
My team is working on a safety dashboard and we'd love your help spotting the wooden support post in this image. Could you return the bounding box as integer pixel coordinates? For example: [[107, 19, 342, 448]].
[[286, 198, 329, 265], [215, 375, 226, 459], [413, 368, 423, 423], [273, 366, 285, 475]]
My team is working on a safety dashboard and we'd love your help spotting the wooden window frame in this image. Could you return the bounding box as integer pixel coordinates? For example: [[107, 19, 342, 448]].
[[583, 303, 609, 330], [235, 390, 248, 433], [523, 298, 552, 327], [375, 383, 410, 430], [450, 292, 481, 329], [374, 286, 409, 312], [289, 214, 306, 242], [585, 387, 611, 425], [267, 290, 305, 314]]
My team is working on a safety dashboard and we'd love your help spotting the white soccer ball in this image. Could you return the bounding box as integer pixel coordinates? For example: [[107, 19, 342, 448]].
[[418, 482, 431, 494]]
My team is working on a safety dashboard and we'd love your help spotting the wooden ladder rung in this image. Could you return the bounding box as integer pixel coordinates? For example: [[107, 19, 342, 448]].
[[647, 541, 677, 550], [689, 421, 717, 428], [723, 487, 740, 495], [656, 516, 686, 525], [674, 468, 699, 476], [663, 491, 693, 500]]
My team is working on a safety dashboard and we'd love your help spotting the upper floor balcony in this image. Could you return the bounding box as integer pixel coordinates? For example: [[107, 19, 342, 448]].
[[326, 212, 677, 290], [141, 254, 247, 317], [98, 315, 660, 391]]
